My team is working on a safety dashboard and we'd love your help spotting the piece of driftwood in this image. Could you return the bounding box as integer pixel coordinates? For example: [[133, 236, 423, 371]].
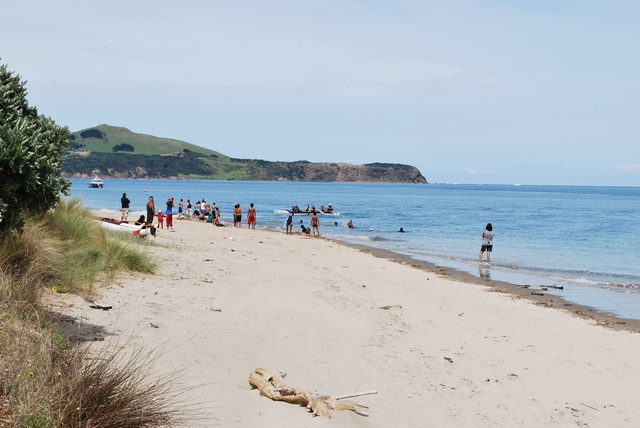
[[248, 368, 377, 417], [520, 284, 564, 290]]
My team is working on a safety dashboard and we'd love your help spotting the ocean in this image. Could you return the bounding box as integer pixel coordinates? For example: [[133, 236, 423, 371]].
[[68, 179, 640, 320]]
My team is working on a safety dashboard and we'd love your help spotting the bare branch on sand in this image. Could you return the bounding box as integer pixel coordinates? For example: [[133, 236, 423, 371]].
[[249, 368, 377, 418]]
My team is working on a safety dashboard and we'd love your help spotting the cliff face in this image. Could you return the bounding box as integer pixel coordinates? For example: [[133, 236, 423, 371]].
[[268, 162, 427, 183]]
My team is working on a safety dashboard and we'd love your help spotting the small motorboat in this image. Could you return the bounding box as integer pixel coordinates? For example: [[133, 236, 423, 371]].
[[89, 177, 104, 188]]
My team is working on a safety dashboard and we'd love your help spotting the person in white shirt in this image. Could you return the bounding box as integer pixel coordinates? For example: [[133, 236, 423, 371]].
[[479, 223, 494, 262]]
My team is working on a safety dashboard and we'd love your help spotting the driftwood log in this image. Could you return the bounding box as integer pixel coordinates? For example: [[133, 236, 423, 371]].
[[248, 368, 377, 418]]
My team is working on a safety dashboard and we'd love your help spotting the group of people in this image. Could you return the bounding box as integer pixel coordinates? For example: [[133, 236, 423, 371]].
[[120, 193, 155, 239], [121, 194, 495, 260], [120, 193, 258, 230], [138, 196, 176, 230], [285, 215, 321, 237], [289, 204, 334, 214], [189, 200, 223, 225], [231, 203, 255, 228]]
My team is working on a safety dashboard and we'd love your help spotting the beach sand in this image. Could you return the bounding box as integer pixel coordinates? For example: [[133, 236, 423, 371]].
[[46, 216, 640, 427]]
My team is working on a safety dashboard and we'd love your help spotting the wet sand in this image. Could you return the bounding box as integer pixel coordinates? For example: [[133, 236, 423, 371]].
[[345, 243, 640, 333]]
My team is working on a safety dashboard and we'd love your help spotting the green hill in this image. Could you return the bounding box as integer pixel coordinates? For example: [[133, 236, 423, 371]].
[[62, 125, 427, 183], [68, 124, 224, 157]]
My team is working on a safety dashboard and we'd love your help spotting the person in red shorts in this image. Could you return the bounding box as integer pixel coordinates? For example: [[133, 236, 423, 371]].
[[247, 203, 256, 229], [156, 211, 165, 229]]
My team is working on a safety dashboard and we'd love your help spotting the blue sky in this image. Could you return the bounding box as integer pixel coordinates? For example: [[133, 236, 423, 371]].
[[2, 0, 639, 185]]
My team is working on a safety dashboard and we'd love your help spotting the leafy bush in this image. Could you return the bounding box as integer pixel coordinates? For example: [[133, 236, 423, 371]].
[[68, 141, 84, 150], [0, 62, 70, 234], [79, 128, 106, 139]]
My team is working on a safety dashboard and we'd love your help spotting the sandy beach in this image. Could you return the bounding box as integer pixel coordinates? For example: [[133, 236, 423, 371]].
[[46, 216, 640, 427]]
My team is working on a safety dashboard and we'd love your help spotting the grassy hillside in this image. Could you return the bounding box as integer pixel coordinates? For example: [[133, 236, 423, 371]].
[[62, 125, 427, 183], [68, 124, 225, 157]]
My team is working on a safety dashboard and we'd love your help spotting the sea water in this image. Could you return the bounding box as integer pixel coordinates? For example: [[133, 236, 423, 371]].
[[68, 179, 640, 320]]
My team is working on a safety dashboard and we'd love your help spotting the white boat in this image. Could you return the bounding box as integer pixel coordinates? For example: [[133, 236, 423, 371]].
[[89, 177, 104, 188], [98, 218, 154, 237], [274, 209, 340, 216], [98, 219, 141, 233]]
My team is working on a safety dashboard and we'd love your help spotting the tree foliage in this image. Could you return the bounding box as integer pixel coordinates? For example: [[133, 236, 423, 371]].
[[0, 62, 70, 233], [112, 143, 135, 152], [80, 128, 106, 139]]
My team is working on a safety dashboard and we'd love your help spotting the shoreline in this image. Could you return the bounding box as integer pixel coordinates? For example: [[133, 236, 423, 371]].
[[95, 209, 640, 332], [96, 212, 640, 332], [340, 242, 640, 333], [72, 179, 640, 323], [63, 175, 427, 184]]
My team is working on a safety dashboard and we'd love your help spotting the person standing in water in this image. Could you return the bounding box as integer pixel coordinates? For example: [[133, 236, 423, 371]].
[[479, 223, 494, 262], [234, 204, 242, 228], [247, 203, 256, 229], [286, 215, 293, 234], [311, 212, 320, 237]]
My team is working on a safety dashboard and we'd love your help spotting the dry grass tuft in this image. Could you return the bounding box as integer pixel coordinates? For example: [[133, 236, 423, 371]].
[[0, 199, 189, 426], [41, 198, 155, 293], [0, 225, 59, 306], [53, 344, 189, 428]]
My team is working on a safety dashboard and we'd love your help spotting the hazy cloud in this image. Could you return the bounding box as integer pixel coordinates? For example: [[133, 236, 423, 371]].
[[616, 164, 640, 173]]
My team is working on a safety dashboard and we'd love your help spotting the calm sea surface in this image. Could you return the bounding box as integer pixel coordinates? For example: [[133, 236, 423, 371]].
[[68, 179, 640, 320]]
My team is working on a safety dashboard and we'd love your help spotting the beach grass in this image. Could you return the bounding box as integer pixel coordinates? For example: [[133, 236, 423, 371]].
[[41, 198, 155, 293], [0, 199, 186, 427]]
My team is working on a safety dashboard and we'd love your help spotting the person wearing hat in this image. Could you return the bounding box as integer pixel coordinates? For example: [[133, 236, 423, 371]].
[[120, 193, 130, 222]]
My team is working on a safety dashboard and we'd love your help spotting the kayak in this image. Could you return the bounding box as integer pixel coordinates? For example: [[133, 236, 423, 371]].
[[274, 209, 340, 216]]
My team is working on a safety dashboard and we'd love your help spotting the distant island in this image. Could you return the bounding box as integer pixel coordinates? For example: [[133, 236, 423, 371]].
[[61, 124, 427, 184]]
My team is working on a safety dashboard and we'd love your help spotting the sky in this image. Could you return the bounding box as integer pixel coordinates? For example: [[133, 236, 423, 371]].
[[2, 0, 639, 185]]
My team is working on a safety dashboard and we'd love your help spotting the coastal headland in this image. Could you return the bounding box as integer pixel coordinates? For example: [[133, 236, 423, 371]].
[[61, 125, 427, 183], [48, 216, 640, 427]]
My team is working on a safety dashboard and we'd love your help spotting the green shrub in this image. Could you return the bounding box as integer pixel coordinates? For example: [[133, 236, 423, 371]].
[[0, 62, 70, 235]]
